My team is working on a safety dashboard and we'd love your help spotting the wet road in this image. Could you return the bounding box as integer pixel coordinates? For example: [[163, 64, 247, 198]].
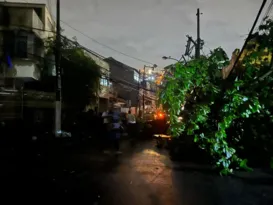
[[2, 139, 273, 205], [93, 141, 273, 205]]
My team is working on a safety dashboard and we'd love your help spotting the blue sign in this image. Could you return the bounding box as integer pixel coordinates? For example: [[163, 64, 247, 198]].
[[6, 55, 12, 68]]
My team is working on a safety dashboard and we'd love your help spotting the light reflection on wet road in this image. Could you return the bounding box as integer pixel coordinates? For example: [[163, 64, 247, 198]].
[[94, 140, 273, 205], [4, 139, 272, 205]]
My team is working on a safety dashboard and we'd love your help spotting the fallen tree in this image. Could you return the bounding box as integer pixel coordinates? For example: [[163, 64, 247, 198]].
[[160, 19, 273, 174]]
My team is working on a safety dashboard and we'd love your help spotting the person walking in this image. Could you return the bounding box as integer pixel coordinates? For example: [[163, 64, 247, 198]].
[[111, 112, 123, 154], [127, 110, 137, 146], [127, 110, 136, 125], [102, 109, 114, 153]]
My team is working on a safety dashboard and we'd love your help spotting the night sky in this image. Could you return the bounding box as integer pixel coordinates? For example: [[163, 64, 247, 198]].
[[1, 0, 270, 69]]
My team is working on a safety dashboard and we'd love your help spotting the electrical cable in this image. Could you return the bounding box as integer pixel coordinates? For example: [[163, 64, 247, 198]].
[[8, 48, 158, 94], [2, 2, 159, 106], [7, 37, 157, 94], [1, 28, 158, 99], [228, 0, 268, 79], [59, 20, 156, 65], [7, 24, 146, 75], [4, 2, 157, 66]]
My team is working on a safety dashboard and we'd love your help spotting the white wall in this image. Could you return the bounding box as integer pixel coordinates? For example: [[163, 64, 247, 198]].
[[5, 60, 40, 80], [43, 6, 55, 39]]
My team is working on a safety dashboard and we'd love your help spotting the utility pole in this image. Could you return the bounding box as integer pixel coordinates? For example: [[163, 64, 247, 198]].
[[137, 69, 141, 117], [185, 9, 202, 59], [142, 64, 156, 117], [185, 35, 196, 57], [142, 66, 146, 118], [55, 0, 62, 136], [196, 8, 201, 59]]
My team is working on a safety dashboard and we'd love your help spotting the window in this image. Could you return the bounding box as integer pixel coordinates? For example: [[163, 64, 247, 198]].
[[134, 71, 139, 82], [15, 36, 28, 58], [100, 78, 108, 86]]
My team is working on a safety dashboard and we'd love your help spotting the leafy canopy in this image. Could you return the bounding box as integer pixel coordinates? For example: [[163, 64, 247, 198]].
[[160, 19, 273, 174], [45, 36, 101, 111]]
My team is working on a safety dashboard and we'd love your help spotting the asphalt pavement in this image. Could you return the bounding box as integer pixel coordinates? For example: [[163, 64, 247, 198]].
[[1, 139, 273, 205]]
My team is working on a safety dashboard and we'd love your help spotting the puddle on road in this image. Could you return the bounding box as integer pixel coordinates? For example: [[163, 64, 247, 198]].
[[142, 149, 162, 157]]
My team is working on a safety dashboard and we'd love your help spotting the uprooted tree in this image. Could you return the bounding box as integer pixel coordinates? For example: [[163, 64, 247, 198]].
[[160, 19, 273, 174]]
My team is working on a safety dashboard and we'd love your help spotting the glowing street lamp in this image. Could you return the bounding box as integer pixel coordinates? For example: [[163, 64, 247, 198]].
[[162, 55, 187, 64]]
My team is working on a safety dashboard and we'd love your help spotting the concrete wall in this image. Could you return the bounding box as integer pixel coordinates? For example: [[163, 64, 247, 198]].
[[0, 6, 43, 38], [0, 2, 55, 39], [0, 59, 40, 80], [44, 6, 55, 39], [13, 60, 40, 80]]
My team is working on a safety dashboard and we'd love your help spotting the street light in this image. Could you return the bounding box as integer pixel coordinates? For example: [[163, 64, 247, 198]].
[[162, 55, 187, 64]]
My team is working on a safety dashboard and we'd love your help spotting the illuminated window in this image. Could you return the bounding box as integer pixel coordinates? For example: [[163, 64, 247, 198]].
[[100, 78, 108, 86], [134, 71, 139, 82]]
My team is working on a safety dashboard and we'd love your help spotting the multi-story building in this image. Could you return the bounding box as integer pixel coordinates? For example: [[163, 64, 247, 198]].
[[0, 2, 55, 120], [104, 57, 139, 112], [0, 2, 55, 87], [84, 50, 113, 112]]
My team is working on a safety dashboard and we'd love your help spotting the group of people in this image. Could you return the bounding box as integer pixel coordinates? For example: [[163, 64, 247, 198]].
[[101, 109, 136, 154]]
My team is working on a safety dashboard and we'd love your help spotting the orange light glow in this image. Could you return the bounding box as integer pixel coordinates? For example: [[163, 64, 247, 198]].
[[154, 110, 166, 120]]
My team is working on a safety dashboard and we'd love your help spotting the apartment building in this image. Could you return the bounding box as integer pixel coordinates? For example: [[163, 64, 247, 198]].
[[0, 2, 55, 87]]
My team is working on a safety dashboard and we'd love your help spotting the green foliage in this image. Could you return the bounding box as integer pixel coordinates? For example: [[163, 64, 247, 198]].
[[45, 36, 101, 111], [160, 20, 273, 174]]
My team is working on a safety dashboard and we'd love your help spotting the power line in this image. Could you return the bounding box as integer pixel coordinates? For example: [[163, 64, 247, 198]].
[[4, 23, 108, 59], [3, 24, 148, 89], [1, 27, 158, 94], [228, 0, 268, 79], [59, 20, 156, 65], [5, 47, 158, 94], [8, 24, 145, 74], [5, 1, 156, 66]]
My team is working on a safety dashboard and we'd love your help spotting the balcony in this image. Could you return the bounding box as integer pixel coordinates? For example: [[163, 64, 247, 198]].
[[0, 59, 41, 80], [0, 6, 44, 39]]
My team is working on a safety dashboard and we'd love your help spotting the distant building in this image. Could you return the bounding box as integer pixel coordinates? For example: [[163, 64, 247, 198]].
[[0, 2, 55, 87], [139, 68, 160, 113], [84, 50, 112, 112], [104, 57, 139, 110]]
